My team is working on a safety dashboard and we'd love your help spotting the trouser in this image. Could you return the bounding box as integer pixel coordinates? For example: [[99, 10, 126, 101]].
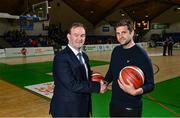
[[163, 45, 167, 56], [110, 104, 142, 117], [168, 45, 173, 56]]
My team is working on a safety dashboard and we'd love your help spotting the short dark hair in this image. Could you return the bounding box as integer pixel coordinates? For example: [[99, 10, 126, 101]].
[[114, 19, 134, 32], [68, 22, 86, 34]]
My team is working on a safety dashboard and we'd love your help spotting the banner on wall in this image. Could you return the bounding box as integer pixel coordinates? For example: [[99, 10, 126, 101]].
[[35, 47, 54, 55], [83, 45, 97, 52], [62, 43, 147, 53], [102, 26, 110, 32], [152, 23, 169, 29], [5, 47, 54, 57]]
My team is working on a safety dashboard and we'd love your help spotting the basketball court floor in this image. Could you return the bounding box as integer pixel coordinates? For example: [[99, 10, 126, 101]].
[[0, 47, 179, 117]]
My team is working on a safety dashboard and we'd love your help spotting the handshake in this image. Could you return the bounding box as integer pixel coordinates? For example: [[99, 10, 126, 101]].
[[91, 71, 109, 93], [100, 80, 108, 93]]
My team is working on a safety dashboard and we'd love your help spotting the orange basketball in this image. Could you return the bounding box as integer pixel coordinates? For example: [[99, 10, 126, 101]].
[[119, 66, 144, 89], [91, 71, 104, 82]]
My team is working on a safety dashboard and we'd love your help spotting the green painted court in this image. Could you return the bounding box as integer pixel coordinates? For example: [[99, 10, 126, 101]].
[[0, 60, 179, 117]]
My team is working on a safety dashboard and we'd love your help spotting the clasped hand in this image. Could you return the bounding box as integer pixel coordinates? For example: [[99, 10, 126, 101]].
[[100, 80, 108, 93], [117, 78, 143, 96]]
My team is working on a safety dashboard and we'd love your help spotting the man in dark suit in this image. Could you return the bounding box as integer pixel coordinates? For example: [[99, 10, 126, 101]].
[[167, 36, 174, 56], [163, 37, 168, 56], [49, 22, 106, 117]]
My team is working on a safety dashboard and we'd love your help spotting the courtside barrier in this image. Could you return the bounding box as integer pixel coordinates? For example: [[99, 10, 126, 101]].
[[0, 49, 5, 58], [2, 42, 148, 58], [62, 43, 148, 52], [5, 47, 54, 57]]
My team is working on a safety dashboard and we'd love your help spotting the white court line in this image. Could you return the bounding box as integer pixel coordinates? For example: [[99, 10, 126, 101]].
[[148, 53, 163, 56]]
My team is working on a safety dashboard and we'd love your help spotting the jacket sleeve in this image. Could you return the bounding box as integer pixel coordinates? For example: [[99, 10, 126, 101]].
[[141, 54, 155, 94], [53, 53, 100, 94]]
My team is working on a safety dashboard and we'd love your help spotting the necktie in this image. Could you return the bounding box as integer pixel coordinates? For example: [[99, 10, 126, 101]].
[[77, 52, 88, 79], [77, 53, 83, 64]]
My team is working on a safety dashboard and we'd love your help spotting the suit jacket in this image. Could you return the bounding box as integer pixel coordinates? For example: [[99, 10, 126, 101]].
[[50, 46, 100, 117]]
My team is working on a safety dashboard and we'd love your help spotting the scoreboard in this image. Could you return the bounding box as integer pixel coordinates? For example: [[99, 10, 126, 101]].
[[134, 20, 150, 30]]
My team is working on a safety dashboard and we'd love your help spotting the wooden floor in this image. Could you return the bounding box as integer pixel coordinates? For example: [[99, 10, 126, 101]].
[[0, 80, 51, 117], [0, 47, 179, 117]]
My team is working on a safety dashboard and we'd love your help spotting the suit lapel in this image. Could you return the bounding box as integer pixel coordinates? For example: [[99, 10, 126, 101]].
[[65, 46, 88, 80], [66, 46, 79, 64]]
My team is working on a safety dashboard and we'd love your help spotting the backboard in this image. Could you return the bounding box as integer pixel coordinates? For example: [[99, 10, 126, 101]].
[[32, 1, 49, 21]]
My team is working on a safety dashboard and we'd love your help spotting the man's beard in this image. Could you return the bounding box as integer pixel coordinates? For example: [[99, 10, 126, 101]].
[[121, 39, 131, 47]]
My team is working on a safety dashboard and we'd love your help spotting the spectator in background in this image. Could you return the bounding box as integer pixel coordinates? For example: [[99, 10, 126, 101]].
[[167, 36, 174, 56], [163, 37, 169, 56]]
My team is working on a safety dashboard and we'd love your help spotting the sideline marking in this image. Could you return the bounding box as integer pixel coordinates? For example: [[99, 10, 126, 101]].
[[146, 94, 180, 116]]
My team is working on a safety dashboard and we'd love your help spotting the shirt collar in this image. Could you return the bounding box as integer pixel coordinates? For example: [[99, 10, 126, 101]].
[[68, 44, 82, 56]]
